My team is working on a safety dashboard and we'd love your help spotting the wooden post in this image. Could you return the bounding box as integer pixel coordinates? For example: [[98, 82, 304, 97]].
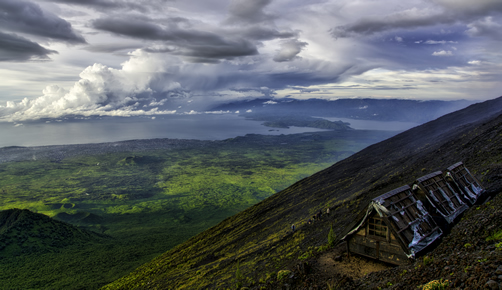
[[345, 241, 350, 261]]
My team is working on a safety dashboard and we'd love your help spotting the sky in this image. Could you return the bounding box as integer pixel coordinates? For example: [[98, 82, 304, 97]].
[[0, 0, 501, 122]]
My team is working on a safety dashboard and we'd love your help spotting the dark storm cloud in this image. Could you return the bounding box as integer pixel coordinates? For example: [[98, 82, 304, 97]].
[[83, 43, 143, 53], [224, 0, 297, 41], [176, 40, 258, 59], [226, 0, 273, 24], [433, 0, 502, 17], [92, 17, 166, 40], [0, 31, 57, 62], [330, 8, 455, 39], [43, 0, 173, 13], [239, 26, 297, 41], [92, 17, 258, 61], [331, 0, 502, 39], [88, 1, 295, 62], [0, 0, 86, 44]]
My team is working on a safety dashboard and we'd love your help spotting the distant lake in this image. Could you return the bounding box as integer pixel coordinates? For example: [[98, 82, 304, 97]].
[[0, 114, 421, 148], [0, 114, 329, 147]]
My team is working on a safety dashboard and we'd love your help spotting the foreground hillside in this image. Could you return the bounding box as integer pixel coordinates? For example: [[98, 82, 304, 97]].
[[104, 96, 502, 289]]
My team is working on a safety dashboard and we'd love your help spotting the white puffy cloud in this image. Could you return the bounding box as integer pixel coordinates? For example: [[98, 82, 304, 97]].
[[424, 40, 457, 44], [0, 50, 181, 122], [432, 50, 453, 56]]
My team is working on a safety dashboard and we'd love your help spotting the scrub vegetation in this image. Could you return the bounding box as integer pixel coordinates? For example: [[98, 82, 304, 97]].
[[0, 129, 393, 289]]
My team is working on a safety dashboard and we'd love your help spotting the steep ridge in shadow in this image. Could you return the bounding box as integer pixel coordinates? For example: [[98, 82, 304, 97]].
[[0, 208, 108, 258], [103, 96, 502, 289]]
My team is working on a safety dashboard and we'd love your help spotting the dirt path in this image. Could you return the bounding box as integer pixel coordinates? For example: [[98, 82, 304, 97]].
[[318, 250, 391, 280]]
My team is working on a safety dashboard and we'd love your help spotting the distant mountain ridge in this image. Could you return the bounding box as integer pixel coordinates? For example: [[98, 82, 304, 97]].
[[0, 208, 106, 258], [105, 96, 502, 289], [210, 98, 474, 123]]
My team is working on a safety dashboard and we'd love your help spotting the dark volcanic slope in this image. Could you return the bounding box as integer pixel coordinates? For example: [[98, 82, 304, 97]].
[[104, 97, 502, 289]]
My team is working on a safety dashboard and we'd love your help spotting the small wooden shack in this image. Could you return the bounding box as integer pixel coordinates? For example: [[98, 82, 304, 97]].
[[341, 185, 442, 265], [446, 162, 485, 205], [413, 171, 469, 224]]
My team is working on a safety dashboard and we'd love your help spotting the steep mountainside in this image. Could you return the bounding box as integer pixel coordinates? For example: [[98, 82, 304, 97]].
[[104, 97, 502, 289]]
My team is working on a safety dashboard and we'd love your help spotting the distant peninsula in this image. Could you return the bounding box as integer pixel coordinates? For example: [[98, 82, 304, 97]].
[[245, 113, 352, 130]]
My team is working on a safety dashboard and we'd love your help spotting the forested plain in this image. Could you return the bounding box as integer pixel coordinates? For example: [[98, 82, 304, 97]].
[[0, 129, 395, 289]]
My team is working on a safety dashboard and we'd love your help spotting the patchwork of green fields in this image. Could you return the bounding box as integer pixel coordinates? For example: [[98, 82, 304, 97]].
[[0, 130, 394, 289]]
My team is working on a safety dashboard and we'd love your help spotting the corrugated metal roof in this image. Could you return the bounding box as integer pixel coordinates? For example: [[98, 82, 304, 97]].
[[415, 170, 469, 223], [416, 171, 442, 183], [373, 185, 442, 255], [446, 162, 485, 204]]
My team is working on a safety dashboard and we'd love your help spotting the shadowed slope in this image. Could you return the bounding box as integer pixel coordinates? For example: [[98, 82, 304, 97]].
[[0, 208, 107, 258], [104, 97, 502, 289]]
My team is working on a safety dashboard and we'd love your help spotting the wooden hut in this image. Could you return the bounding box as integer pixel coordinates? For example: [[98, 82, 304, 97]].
[[413, 171, 469, 224], [341, 185, 442, 265], [446, 162, 485, 205]]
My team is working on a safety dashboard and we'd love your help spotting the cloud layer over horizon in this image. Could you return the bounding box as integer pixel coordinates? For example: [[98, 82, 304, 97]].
[[0, 0, 501, 122]]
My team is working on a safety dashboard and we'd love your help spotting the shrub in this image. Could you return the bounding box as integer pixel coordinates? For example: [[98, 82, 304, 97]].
[[235, 261, 243, 288], [423, 256, 434, 266], [421, 279, 449, 290], [277, 270, 291, 281], [328, 225, 336, 247], [317, 244, 330, 252], [326, 279, 339, 290], [298, 251, 312, 260], [486, 229, 502, 242]]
